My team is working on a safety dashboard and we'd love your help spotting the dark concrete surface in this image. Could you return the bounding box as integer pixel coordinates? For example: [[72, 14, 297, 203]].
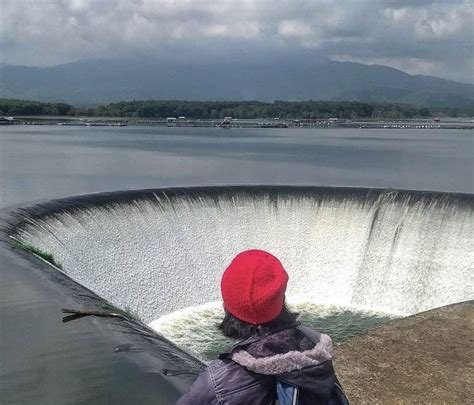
[[335, 301, 474, 404], [0, 240, 204, 405]]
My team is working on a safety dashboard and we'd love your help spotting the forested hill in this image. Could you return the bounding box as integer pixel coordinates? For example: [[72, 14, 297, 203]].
[[1, 58, 473, 108], [1, 99, 471, 119]]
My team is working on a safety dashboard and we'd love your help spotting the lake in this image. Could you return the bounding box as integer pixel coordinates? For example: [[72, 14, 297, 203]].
[[0, 125, 472, 208]]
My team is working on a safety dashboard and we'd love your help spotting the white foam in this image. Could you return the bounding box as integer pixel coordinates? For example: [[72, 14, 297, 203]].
[[149, 299, 397, 362]]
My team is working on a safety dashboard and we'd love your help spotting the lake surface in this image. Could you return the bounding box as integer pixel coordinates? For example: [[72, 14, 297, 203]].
[[1, 125, 472, 208]]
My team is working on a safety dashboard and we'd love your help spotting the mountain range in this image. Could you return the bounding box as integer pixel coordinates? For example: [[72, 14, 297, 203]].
[[1, 57, 472, 107]]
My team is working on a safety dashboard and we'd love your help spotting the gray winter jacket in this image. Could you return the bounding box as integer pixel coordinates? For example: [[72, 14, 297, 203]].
[[177, 324, 348, 404]]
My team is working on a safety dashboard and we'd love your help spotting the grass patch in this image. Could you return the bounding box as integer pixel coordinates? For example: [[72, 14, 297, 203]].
[[11, 239, 63, 270], [122, 305, 141, 321], [99, 302, 141, 321]]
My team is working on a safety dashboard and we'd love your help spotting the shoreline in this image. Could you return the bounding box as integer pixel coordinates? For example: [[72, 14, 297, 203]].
[[3, 116, 474, 130]]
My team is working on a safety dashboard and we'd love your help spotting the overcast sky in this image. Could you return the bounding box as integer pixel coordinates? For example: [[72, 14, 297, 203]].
[[1, 0, 473, 82]]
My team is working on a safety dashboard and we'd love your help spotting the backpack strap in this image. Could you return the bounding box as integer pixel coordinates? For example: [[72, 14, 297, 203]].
[[276, 381, 300, 405]]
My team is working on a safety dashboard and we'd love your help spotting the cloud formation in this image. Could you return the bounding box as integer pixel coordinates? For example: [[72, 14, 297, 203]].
[[1, 0, 473, 82]]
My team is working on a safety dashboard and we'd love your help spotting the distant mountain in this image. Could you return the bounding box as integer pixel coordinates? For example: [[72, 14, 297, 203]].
[[0, 58, 472, 107]]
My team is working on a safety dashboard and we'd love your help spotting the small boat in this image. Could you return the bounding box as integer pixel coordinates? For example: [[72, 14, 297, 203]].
[[220, 119, 231, 128]]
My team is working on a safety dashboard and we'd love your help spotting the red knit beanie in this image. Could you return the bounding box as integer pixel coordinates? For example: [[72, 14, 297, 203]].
[[221, 249, 288, 325]]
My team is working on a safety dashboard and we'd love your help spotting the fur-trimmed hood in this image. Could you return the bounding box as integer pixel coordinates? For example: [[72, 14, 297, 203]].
[[230, 325, 334, 375]]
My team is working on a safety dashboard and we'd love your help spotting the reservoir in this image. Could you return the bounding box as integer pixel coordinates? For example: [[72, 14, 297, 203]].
[[1, 125, 473, 208]]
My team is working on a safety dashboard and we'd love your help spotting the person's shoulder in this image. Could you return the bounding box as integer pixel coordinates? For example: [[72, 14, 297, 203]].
[[177, 359, 238, 404], [209, 355, 271, 382], [207, 356, 270, 398], [208, 356, 258, 377]]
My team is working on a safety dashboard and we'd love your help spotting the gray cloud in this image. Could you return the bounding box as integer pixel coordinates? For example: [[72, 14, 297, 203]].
[[1, 0, 473, 82]]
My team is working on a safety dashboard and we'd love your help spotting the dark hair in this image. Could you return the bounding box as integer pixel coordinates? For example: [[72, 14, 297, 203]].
[[219, 304, 299, 340]]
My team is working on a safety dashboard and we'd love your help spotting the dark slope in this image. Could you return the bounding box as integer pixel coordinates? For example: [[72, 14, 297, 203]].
[[0, 204, 204, 404], [1, 58, 472, 106]]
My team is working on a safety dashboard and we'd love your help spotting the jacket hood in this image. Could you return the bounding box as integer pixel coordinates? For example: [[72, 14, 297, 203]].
[[230, 326, 334, 375]]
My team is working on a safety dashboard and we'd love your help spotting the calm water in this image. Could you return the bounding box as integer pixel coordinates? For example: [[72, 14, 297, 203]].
[[1, 125, 472, 208]]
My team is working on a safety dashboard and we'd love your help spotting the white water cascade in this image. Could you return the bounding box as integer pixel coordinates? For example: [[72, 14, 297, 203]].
[[16, 188, 473, 358]]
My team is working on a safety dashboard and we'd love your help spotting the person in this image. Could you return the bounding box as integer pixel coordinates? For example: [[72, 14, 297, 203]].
[[177, 249, 349, 404]]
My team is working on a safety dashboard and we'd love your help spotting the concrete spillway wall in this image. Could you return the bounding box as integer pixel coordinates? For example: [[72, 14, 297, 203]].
[[13, 186, 474, 324]]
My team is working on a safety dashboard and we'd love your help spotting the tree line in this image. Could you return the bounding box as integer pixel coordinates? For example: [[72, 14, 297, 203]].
[[1, 98, 471, 119]]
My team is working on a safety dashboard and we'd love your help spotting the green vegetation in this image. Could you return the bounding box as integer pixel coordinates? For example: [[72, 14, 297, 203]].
[[122, 305, 141, 321], [1, 98, 472, 119], [100, 302, 141, 321], [11, 239, 63, 270], [0, 99, 75, 116]]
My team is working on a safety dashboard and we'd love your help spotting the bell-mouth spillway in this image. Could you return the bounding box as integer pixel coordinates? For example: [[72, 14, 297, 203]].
[[2, 185, 473, 402], [12, 186, 474, 317]]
